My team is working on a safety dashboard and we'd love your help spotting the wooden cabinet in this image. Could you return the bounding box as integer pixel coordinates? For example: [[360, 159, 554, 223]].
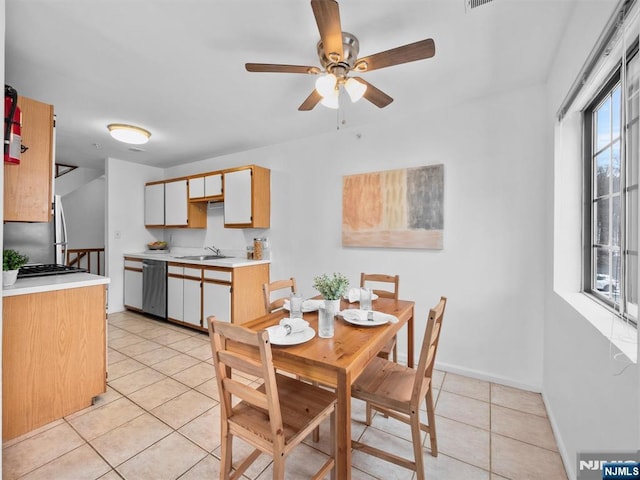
[[189, 173, 223, 201], [4, 96, 54, 222], [3, 284, 107, 440], [124, 257, 143, 311], [144, 183, 165, 227], [145, 178, 206, 228], [223, 165, 270, 228], [164, 261, 269, 331]]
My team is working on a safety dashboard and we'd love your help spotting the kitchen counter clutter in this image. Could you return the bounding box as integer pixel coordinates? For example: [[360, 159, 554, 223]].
[[2, 273, 110, 441], [123, 252, 270, 331]]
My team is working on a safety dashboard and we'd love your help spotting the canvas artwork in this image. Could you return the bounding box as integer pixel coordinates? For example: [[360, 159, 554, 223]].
[[342, 164, 444, 249]]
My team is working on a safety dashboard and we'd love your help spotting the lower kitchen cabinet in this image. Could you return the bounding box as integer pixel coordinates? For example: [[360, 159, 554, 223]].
[[3, 284, 107, 441], [124, 257, 143, 311]]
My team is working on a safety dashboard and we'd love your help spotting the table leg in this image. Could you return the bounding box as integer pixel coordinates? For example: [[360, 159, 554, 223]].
[[407, 307, 415, 368], [335, 369, 352, 480]]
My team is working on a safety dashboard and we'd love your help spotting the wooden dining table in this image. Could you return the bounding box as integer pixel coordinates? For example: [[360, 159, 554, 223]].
[[230, 297, 415, 480]]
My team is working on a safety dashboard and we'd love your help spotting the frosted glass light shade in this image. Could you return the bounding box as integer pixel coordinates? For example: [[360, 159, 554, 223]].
[[345, 78, 367, 102], [320, 89, 339, 109], [107, 124, 151, 144], [315, 73, 337, 98]]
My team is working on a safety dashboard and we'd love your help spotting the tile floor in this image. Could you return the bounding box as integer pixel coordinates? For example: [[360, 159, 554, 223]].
[[2, 311, 569, 480]]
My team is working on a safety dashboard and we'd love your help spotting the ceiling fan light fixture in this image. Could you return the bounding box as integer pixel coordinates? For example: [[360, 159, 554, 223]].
[[320, 89, 340, 109], [315, 73, 338, 98], [345, 78, 367, 102], [107, 123, 151, 145]]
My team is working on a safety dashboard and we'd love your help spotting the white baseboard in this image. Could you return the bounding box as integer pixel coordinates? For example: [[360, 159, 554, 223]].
[[541, 391, 575, 480]]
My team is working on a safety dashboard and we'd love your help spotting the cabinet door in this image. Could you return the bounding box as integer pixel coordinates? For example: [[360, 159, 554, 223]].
[[144, 183, 165, 226], [188, 177, 205, 199], [203, 281, 232, 324], [183, 277, 202, 327], [124, 268, 143, 310], [205, 174, 223, 197], [4, 96, 54, 222], [165, 179, 188, 226], [223, 168, 252, 225], [167, 275, 184, 322]]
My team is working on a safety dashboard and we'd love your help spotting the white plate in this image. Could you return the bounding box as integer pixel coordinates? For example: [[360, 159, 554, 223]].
[[270, 326, 316, 346], [340, 310, 389, 327], [343, 293, 379, 303], [283, 299, 322, 313]]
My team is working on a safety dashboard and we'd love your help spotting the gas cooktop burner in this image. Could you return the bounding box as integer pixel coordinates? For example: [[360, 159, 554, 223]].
[[18, 264, 87, 278]]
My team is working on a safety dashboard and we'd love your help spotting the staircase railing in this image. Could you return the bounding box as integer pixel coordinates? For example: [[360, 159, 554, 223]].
[[66, 248, 105, 275]]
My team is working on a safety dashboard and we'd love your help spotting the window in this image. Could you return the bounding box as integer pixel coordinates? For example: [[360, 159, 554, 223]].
[[584, 45, 639, 326]]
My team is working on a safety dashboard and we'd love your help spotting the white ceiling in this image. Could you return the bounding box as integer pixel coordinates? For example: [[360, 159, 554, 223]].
[[5, 0, 577, 170]]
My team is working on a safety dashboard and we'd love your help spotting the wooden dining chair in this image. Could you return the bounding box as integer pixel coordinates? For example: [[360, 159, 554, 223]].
[[263, 277, 297, 314], [360, 273, 400, 362], [351, 296, 447, 480], [208, 316, 336, 480]]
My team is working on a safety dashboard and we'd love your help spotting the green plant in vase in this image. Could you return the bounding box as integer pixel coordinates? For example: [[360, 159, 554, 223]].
[[313, 272, 349, 300], [3, 249, 29, 271]]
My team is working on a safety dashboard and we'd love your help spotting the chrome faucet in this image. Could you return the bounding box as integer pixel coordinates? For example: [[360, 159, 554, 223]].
[[206, 245, 221, 256]]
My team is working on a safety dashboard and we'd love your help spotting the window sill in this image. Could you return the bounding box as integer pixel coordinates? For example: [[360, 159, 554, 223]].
[[557, 292, 637, 363]]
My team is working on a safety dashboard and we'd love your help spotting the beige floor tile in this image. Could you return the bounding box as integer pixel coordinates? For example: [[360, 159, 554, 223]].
[[2, 422, 85, 479], [255, 441, 333, 479], [107, 357, 146, 380], [172, 361, 216, 388], [116, 432, 207, 480], [107, 327, 129, 340], [195, 377, 220, 400], [491, 405, 558, 451], [132, 345, 181, 366], [151, 330, 194, 346], [179, 454, 222, 479], [19, 444, 111, 480], [491, 434, 567, 480], [116, 338, 163, 357], [109, 333, 145, 350], [350, 427, 417, 480], [107, 366, 168, 395], [107, 348, 128, 365], [2, 419, 65, 449], [186, 343, 214, 361], [128, 377, 190, 410], [432, 369, 446, 388], [441, 373, 490, 402], [491, 474, 511, 479], [67, 397, 145, 440], [421, 452, 491, 480], [151, 389, 216, 429], [91, 413, 173, 466], [436, 390, 490, 430], [65, 387, 123, 420], [136, 325, 177, 340], [98, 470, 123, 479], [491, 384, 547, 417], [151, 352, 201, 376], [168, 334, 209, 353], [178, 406, 221, 452], [435, 415, 490, 470], [211, 436, 274, 479]]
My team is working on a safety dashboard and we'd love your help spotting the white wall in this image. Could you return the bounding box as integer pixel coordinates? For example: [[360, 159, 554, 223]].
[[544, 1, 639, 479], [105, 157, 164, 312], [61, 175, 105, 250]]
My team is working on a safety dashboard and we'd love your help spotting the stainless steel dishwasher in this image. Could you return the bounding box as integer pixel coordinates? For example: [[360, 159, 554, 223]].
[[142, 259, 167, 317]]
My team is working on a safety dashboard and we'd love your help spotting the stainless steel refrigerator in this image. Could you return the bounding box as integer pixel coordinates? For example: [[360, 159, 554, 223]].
[[3, 195, 67, 265]]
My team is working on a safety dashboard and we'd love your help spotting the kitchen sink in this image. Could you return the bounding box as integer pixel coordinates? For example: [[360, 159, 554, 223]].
[[177, 254, 230, 260]]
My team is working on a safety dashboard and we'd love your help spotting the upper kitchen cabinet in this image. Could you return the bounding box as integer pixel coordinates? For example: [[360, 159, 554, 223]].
[[223, 165, 270, 228], [4, 96, 54, 222], [145, 179, 206, 229], [144, 182, 165, 227], [188, 172, 223, 202]]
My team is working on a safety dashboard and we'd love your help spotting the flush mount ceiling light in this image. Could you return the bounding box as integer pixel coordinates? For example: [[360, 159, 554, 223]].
[[107, 124, 151, 145]]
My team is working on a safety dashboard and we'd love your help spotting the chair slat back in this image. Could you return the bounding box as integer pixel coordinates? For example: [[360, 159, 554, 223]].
[[208, 317, 284, 436], [360, 273, 400, 300], [412, 297, 447, 403], [263, 277, 298, 313]]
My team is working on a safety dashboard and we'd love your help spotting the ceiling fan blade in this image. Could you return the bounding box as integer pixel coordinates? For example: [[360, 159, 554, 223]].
[[245, 63, 320, 74], [353, 77, 394, 108], [311, 0, 344, 61], [298, 90, 323, 111], [356, 39, 435, 72]]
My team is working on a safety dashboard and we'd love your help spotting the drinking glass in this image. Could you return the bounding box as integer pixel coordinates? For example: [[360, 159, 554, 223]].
[[318, 305, 335, 338], [289, 293, 303, 319], [360, 287, 372, 311]]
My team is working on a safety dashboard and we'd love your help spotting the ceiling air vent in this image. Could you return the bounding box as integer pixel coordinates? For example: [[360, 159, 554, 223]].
[[466, 0, 494, 10]]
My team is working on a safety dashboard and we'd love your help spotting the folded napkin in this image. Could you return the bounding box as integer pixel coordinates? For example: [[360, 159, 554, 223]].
[[283, 299, 324, 311], [340, 309, 399, 324], [346, 287, 366, 303], [266, 318, 309, 341]]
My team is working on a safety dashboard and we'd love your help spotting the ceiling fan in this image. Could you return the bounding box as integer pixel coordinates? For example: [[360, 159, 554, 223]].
[[245, 0, 436, 111]]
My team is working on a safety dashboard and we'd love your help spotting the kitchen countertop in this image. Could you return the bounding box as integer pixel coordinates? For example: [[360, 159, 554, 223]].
[[3, 272, 111, 297], [124, 252, 270, 268]]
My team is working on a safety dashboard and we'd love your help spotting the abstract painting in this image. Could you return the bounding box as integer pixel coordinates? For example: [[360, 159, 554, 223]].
[[342, 164, 444, 249]]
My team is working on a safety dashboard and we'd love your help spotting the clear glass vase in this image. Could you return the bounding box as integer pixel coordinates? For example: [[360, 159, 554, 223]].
[[318, 299, 340, 338]]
